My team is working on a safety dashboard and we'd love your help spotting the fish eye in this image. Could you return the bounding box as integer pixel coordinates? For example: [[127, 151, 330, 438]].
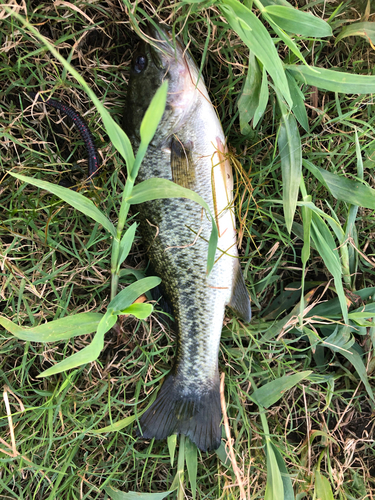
[[134, 54, 147, 73]]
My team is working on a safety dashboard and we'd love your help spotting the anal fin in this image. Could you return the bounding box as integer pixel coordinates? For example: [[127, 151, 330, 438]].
[[228, 263, 251, 322]]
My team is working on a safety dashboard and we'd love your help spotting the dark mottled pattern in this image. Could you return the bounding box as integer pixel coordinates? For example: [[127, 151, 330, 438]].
[[125, 24, 250, 450]]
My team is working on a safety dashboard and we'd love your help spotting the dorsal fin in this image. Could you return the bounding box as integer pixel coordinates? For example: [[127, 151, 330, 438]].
[[170, 135, 195, 189], [228, 262, 251, 322]]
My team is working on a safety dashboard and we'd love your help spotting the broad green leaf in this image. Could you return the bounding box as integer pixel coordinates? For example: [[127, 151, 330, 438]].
[[271, 444, 295, 500], [311, 212, 348, 324], [185, 438, 198, 500], [277, 99, 302, 233], [265, 440, 284, 500], [120, 303, 153, 319], [108, 277, 161, 314], [126, 178, 219, 274], [253, 66, 270, 127], [303, 159, 375, 210], [285, 64, 375, 94], [140, 80, 168, 147], [286, 71, 309, 132], [0, 313, 103, 342], [117, 222, 138, 272], [105, 486, 174, 500], [38, 311, 117, 377], [238, 51, 262, 133], [252, 371, 312, 407], [325, 326, 374, 402], [314, 471, 334, 500], [220, 0, 292, 108], [264, 5, 332, 37], [336, 21, 375, 46], [167, 434, 177, 466], [260, 0, 296, 7], [265, 13, 309, 65], [10, 173, 116, 237], [132, 81, 169, 179]]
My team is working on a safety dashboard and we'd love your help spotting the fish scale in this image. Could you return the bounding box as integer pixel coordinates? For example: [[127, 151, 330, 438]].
[[124, 23, 251, 451]]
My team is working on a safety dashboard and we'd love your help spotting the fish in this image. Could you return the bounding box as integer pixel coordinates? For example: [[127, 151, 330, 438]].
[[123, 23, 251, 452]]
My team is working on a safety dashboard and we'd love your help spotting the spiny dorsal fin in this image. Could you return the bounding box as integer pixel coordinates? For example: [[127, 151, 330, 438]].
[[170, 135, 195, 189], [228, 262, 251, 322]]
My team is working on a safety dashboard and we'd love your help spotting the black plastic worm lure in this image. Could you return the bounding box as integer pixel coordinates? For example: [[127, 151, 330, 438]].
[[29, 92, 100, 178]]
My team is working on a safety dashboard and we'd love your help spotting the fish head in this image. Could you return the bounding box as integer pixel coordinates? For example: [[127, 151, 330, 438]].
[[124, 23, 207, 147]]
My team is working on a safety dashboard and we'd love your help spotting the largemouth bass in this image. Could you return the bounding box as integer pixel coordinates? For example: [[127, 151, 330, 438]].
[[124, 24, 251, 451]]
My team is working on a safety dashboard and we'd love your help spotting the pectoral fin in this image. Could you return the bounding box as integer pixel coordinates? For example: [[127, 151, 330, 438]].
[[228, 263, 251, 322], [170, 135, 195, 189]]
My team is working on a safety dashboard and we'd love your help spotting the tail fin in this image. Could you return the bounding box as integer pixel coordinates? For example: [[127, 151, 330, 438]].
[[138, 373, 222, 451]]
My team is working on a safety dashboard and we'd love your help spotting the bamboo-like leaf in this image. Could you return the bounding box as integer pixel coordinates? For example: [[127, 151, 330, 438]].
[[220, 0, 292, 107], [0, 313, 103, 342], [126, 178, 219, 274], [303, 159, 375, 209], [265, 440, 284, 500], [252, 371, 312, 408], [120, 303, 153, 319], [185, 438, 198, 500], [38, 311, 117, 377], [285, 64, 375, 94], [271, 444, 295, 500], [132, 81, 169, 179], [108, 277, 161, 314], [336, 21, 375, 45], [167, 435, 177, 466], [253, 66, 270, 128], [277, 99, 302, 233], [324, 326, 374, 402], [314, 471, 334, 500], [238, 51, 262, 133], [264, 5, 332, 37], [10, 173, 116, 237], [310, 213, 348, 324], [286, 71, 309, 132], [117, 222, 138, 271], [140, 81, 168, 147]]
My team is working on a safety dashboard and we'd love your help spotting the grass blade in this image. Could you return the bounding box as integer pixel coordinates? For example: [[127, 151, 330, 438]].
[[38, 311, 117, 377], [314, 471, 334, 500], [286, 71, 309, 132], [220, 0, 292, 107], [253, 66, 270, 128], [277, 98, 302, 233], [335, 21, 375, 45], [238, 51, 261, 133], [108, 277, 161, 314], [252, 371, 312, 407], [120, 303, 153, 319], [10, 173, 116, 237], [185, 438, 198, 500], [265, 440, 284, 500], [310, 213, 348, 324], [105, 486, 174, 500], [0, 312, 103, 342], [324, 326, 375, 403], [264, 5, 332, 37], [117, 222, 138, 271], [303, 159, 375, 209], [285, 64, 375, 94]]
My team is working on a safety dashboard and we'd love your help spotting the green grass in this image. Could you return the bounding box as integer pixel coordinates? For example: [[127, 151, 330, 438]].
[[1, 0, 375, 499]]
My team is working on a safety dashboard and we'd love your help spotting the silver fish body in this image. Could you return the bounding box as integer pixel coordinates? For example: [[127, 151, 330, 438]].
[[124, 24, 251, 451]]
